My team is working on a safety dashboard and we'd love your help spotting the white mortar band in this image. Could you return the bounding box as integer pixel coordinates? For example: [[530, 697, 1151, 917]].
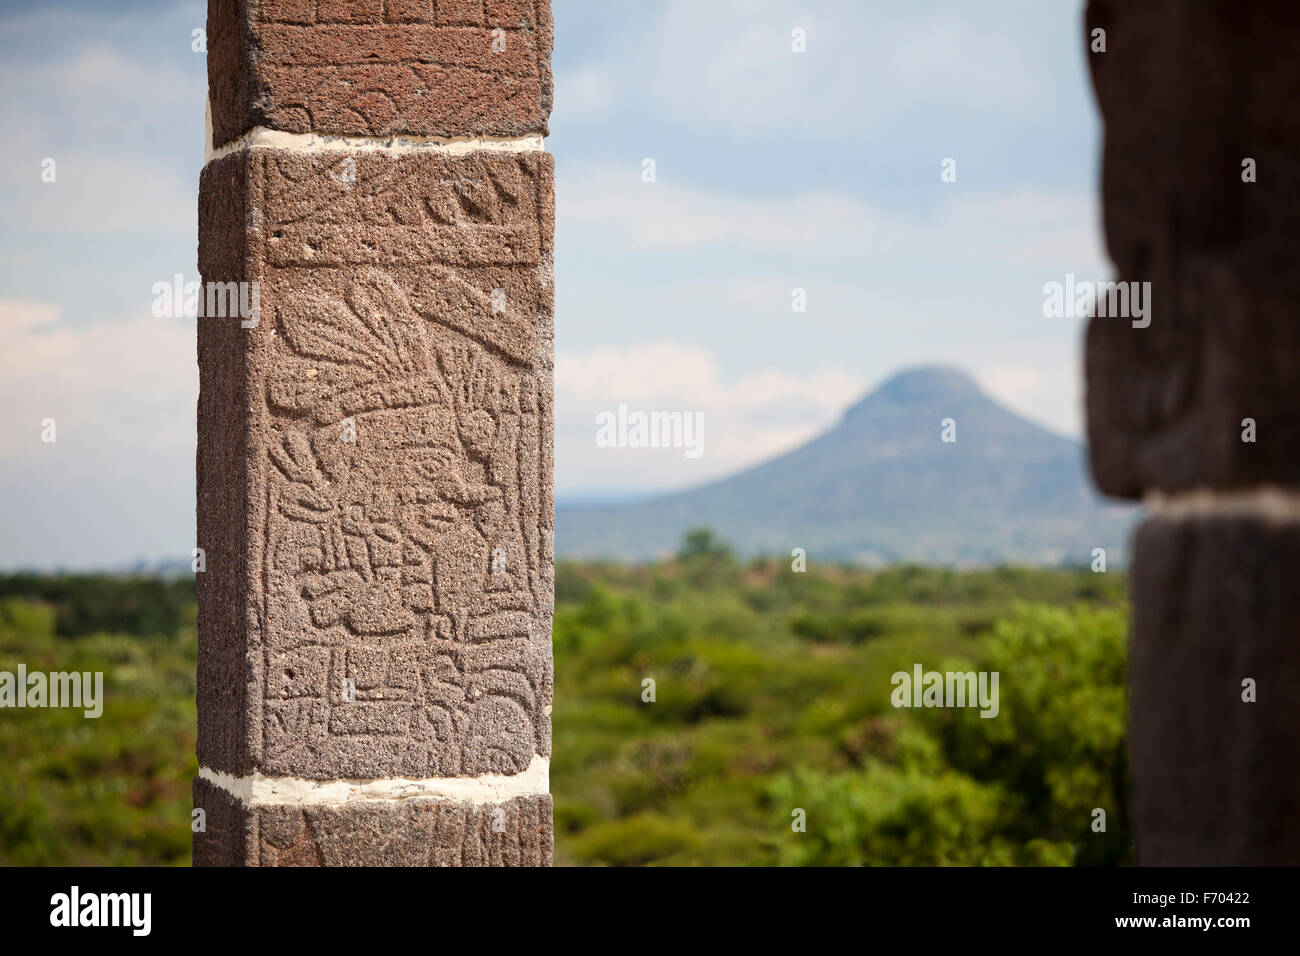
[[1145, 486, 1300, 523], [206, 125, 545, 166], [199, 754, 549, 807], [204, 91, 546, 164]]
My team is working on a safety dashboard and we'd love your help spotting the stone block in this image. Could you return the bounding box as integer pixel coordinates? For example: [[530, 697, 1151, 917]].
[[207, 0, 553, 145], [193, 778, 552, 866], [1083, 0, 1300, 496], [1131, 514, 1300, 864], [196, 147, 554, 780]]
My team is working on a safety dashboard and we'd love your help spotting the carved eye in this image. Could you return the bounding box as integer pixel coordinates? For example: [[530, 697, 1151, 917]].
[[405, 447, 456, 485]]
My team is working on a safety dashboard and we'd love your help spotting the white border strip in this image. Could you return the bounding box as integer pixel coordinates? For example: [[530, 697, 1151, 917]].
[[199, 754, 549, 807], [206, 125, 545, 166], [1145, 486, 1300, 523]]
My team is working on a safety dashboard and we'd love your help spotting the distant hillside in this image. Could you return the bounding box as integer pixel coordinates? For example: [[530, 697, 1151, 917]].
[[556, 366, 1137, 565]]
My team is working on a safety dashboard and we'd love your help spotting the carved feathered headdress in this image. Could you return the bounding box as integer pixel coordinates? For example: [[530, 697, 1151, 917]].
[[269, 268, 510, 426]]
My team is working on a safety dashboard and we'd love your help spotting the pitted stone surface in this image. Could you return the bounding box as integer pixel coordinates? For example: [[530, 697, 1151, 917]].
[[1131, 515, 1300, 865], [1084, 0, 1300, 497], [196, 148, 555, 781], [193, 778, 552, 866], [208, 0, 553, 146]]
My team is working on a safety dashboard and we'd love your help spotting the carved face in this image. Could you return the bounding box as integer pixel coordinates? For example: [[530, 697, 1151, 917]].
[[299, 406, 506, 624], [260, 268, 545, 778], [398, 451, 463, 551]]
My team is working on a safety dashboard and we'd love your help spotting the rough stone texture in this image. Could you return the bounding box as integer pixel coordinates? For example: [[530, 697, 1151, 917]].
[[193, 778, 552, 866], [1131, 516, 1300, 865], [196, 148, 555, 782], [1084, 0, 1300, 498], [1085, 1, 1300, 867], [208, 0, 554, 146], [196, 154, 256, 777]]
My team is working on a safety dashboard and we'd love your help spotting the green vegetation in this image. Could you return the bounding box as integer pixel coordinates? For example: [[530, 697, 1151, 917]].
[[0, 574, 194, 640], [0, 536, 1132, 866], [0, 585, 196, 865]]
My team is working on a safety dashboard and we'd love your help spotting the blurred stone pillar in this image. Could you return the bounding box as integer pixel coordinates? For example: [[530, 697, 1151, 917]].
[[1086, 0, 1300, 864], [193, 0, 554, 866]]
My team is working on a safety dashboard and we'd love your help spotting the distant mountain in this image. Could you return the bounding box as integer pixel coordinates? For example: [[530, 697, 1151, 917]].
[[556, 366, 1137, 566]]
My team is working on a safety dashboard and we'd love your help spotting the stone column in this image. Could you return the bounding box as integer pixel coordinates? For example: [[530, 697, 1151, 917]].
[[193, 0, 554, 866], [1085, 0, 1300, 864]]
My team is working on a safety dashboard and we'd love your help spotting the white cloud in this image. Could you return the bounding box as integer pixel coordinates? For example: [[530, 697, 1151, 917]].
[[646, 0, 1044, 133], [0, 299, 196, 464], [936, 191, 1108, 271], [0, 153, 196, 234], [556, 341, 865, 488], [54, 45, 191, 100], [0, 299, 199, 569], [560, 165, 880, 250], [978, 364, 1043, 400], [976, 358, 1084, 440], [0, 43, 197, 142], [879, 12, 1039, 112], [561, 163, 1106, 277], [553, 64, 617, 120], [0, 40, 201, 234]]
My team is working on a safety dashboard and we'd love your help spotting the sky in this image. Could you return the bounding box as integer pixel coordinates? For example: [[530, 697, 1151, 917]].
[[0, 0, 1108, 569]]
